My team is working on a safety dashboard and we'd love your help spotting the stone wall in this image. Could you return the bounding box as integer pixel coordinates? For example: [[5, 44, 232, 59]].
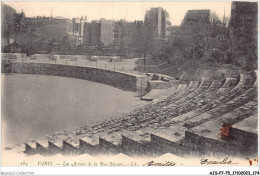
[[145, 73, 177, 92], [184, 131, 256, 158], [24, 128, 258, 157], [29, 54, 121, 61], [229, 128, 258, 155], [121, 136, 151, 156], [99, 138, 120, 154], [150, 134, 185, 156], [2, 53, 26, 59], [1, 62, 148, 94]]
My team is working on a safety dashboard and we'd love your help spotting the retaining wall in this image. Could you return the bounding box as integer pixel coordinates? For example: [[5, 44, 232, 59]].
[[2, 53, 26, 59], [29, 54, 121, 61], [24, 128, 258, 158], [184, 131, 256, 158], [1, 61, 148, 94], [150, 134, 185, 156]]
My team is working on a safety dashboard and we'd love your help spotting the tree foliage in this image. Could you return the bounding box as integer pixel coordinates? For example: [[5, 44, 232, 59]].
[[164, 10, 231, 64]]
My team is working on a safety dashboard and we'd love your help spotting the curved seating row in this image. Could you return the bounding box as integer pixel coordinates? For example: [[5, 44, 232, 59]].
[[24, 71, 258, 158], [93, 71, 256, 135]]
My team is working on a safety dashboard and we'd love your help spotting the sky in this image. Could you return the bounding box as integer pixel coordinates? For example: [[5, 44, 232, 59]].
[[3, 1, 232, 26]]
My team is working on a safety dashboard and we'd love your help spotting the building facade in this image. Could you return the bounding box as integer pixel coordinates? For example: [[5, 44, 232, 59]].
[[83, 20, 101, 47], [2, 4, 16, 48], [72, 17, 87, 46], [100, 19, 115, 47], [113, 20, 143, 54], [90, 20, 102, 46], [113, 20, 127, 48], [144, 7, 171, 41], [83, 19, 115, 47]]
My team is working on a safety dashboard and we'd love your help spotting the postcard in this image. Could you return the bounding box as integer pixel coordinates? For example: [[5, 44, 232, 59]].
[[1, 1, 258, 175]]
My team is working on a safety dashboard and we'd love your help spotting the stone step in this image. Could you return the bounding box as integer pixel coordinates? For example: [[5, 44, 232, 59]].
[[182, 93, 257, 129], [62, 140, 79, 155], [79, 136, 100, 155], [199, 77, 213, 87], [99, 132, 123, 155], [48, 141, 63, 154], [141, 89, 168, 101], [168, 79, 257, 129], [217, 100, 257, 125], [208, 79, 225, 90], [175, 83, 211, 105], [172, 81, 200, 100], [24, 142, 37, 155], [149, 125, 187, 156], [186, 113, 257, 158], [219, 77, 239, 90], [36, 140, 49, 155], [232, 113, 258, 135], [121, 130, 151, 156]]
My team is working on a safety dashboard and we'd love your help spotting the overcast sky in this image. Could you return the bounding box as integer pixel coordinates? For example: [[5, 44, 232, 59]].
[[4, 1, 232, 26]]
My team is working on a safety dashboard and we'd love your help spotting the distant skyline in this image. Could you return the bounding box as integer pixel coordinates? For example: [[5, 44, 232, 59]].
[[4, 1, 232, 26]]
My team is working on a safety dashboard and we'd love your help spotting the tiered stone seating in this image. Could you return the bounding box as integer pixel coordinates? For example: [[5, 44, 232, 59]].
[[35, 140, 49, 155], [145, 80, 199, 102], [157, 83, 189, 106], [25, 142, 37, 155], [48, 141, 63, 155], [120, 130, 151, 156], [141, 87, 178, 101], [79, 137, 100, 155], [173, 81, 200, 99], [185, 109, 258, 158], [217, 100, 257, 125], [154, 79, 225, 126], [185, 72, 257, 128], [175, 78, 212, 105], [230, 113, 258, 149], [149, 125, 187, 156], [165, 79, 225, 113], [232, 113, 258, 134], [24, 71, 257, 158], [63, 140, 79, 155], [185, 120, 237, 157], [184, 83, 257, 128], [215, 72, 256, 103]]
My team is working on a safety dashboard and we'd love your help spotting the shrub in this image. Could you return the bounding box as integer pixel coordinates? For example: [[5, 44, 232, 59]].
[[210, 49, 225, 62], [183, 47, 193, 59]]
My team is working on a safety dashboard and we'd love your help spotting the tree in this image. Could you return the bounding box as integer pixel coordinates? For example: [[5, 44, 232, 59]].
[[210, 12, 222, 26], [47, 39, 56, 54], [223, 16, 230, 28], [138, 24, 155, 72]]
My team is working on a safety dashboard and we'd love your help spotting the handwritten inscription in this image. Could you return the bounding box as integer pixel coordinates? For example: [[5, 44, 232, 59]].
[[201, 158, 238, 165], [143, 161, 176, 166]]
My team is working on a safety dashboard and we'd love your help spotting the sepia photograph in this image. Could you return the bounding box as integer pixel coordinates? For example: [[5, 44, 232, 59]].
[[1, 0, 258, 175]]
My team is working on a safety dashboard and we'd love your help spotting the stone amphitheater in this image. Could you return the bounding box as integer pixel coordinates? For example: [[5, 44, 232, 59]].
[[25, 71, 258, 159], [2, 60, 258, 159]]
